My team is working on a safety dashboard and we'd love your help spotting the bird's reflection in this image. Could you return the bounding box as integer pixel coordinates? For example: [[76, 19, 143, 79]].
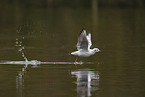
[[71, 69, 99, 97]]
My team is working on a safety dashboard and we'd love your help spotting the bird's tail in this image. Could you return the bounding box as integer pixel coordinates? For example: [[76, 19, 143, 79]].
[[71, 51, 77, 55]]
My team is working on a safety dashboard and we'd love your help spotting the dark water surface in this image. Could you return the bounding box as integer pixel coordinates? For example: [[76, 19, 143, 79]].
[[0, 4, 145, 97]]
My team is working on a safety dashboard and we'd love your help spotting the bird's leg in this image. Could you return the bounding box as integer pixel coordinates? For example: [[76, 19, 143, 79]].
[[75, 56, 78, 69], [75, 56, 78, 63]]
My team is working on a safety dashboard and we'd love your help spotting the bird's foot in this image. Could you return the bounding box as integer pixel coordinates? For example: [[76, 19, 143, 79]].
[[74, 61, 83, 65]]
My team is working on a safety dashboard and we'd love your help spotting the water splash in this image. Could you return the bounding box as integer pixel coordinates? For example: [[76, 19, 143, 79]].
[[16, 27, 28, 62], [0, 61, 93, 65], [15, 26, 38, 97]]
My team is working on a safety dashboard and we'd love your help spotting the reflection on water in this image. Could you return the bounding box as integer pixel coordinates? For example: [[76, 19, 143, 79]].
[[71, 69, 99, 97], [16, 64, 39, 97], [16, 64, 27, 97]]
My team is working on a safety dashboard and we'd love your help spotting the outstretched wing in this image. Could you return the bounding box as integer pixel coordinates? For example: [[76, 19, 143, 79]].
[[77, 30, 88, 51], [86, 33, 92, 49]]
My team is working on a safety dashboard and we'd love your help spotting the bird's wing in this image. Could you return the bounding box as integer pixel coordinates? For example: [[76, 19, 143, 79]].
[[86, 33, 92, 49], [77, 30, 88, 51]]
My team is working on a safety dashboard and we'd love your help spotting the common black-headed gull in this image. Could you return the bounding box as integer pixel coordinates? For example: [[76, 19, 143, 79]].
[[71, 30, 100, 62]]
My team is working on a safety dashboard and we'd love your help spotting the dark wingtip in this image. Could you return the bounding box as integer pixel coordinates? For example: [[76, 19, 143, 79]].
[[79, 29, 86, 36], [81, 28, 86, 32], [78, 30, 82, 36], [80, 29, 84, 33]]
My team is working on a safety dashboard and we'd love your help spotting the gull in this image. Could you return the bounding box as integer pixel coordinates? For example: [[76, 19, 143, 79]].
[[71, 30, 100, 62]]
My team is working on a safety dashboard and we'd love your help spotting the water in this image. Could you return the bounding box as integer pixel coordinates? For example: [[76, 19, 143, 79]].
[[0, 3, 145, 97]]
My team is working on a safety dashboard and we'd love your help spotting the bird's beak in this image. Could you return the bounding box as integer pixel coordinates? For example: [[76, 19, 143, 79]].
[[99, 50, 101, 52]]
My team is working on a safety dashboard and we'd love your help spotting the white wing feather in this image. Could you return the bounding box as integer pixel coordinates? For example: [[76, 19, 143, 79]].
[[86, 33, 92, 49]]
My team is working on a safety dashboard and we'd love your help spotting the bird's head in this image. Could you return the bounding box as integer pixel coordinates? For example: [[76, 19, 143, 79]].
[[93, 48, 101, 53]]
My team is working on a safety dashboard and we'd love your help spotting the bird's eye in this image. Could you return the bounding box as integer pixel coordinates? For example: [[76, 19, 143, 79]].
[[94, 49, 97, 51], [94, 48, 100, 52]]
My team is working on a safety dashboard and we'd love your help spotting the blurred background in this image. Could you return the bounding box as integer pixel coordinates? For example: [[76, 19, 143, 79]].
[[0, 0, 145, 97]]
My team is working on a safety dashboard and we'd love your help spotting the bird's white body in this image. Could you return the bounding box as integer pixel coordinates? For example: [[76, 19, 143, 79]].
[[71, 30, 100, 58], [71, 48, 99, 57]]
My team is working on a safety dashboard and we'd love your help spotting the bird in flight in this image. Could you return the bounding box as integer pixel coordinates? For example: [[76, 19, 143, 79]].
[[71, 30, 100, 63]]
